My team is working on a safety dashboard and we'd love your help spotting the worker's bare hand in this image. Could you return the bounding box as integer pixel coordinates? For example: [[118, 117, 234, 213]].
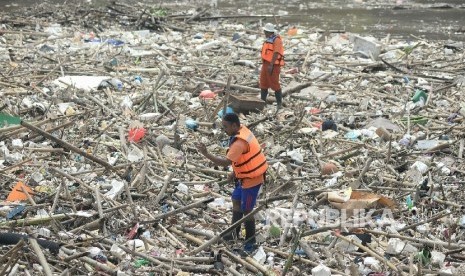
[[195, 142, 208, 156]]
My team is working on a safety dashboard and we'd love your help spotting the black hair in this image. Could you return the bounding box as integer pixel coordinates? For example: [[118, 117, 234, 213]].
[[223, 113, 240, 126]]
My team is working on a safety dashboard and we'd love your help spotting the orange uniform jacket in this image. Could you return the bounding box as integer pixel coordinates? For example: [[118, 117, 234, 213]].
[[229, 126, 268, 180], [261, 34, 284, 66]]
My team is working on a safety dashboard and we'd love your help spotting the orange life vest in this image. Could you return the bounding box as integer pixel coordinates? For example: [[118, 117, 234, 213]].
[[261, 35, 284, 66], [229, 126, 268, 179]]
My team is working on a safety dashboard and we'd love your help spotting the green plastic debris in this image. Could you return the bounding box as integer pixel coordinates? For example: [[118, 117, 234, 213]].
[[406, 195, 413, 210], [412, 89, 427, 103], [400, 116, 428, 126], [0, 113, 21, 128], [150, 8, 167, 17], [415, 248, 431, 265], [269, 225, 281, 238], [134, 258, 150, 268]]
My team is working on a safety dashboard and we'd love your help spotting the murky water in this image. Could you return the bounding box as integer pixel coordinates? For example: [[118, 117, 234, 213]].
[[2, 0, 465, 40]]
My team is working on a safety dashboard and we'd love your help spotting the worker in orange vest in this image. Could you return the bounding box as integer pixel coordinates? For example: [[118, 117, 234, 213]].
[[196, 113, 268, 252], [260, 23, 285, 109]]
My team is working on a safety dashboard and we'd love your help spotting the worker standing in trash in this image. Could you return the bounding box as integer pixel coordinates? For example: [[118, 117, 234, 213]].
[[196, 113, 268, 253], [260, 23, 285, 109]]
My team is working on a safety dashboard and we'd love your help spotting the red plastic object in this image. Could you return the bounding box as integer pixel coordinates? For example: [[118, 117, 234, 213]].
[[128, 127, 147, 143], [308, 108, 321, 115], [199, 90, 216, 99], [126, 223, 139, 239], [313, 121, 323, 129]]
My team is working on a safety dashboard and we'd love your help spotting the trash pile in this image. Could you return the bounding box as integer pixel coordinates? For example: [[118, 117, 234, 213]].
[[1, 1, 465, 275]]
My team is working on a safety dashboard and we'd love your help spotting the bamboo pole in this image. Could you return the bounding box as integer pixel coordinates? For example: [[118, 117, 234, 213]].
[[334, 232, 402, 274], [21, 121, 114, 170], [190, 204, 265, 255], [142, 197, 214, 224], [29, 238, 54, 276], [263, 246, 348, 275]]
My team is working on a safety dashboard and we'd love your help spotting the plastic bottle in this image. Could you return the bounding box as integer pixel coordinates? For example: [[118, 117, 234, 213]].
[[134, 76, 142, 85], [109, 78, 123, 91]]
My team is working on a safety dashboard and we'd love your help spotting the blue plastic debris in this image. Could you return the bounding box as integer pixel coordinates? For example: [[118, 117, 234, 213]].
[[7, 205, 26, 220], [217, 107, 234, 119], [185, 118, 199, 130]]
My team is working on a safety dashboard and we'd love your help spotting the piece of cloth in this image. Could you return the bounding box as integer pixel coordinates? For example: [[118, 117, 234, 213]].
[[226, 133, 265, 188], [260, 61, 281, 91], [231, 182, 262, 212]]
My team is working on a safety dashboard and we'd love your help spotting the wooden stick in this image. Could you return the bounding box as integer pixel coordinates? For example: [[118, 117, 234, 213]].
[[459, 138, 464, 159], [50, 168, 120, 207], [118, 126, 128, 157], [94, 185, 107, 236], [0, 243, 22, 276], [21, 185, 37, 206], [50, 183, 63, 214], [21, 121, 114, 170], [431, 197, 463, 209], [142, 197, 214, 224], [61, 247, 117, 275], [0, 239, 25, 267], [29, 238, 53, 276], [69, 218, 103, 234], [222, 75, 233, 117], [158, 223, 187, 249], [334, 232, 402, 274], [194, 77, 260, 93], [322, 144, 364, 159], [222, 248, 260, 274], [364, 229, 465, 250], [153, 173, 173, 206], [190, 204, 265, 254], [245, 256, 270, 275], [263, 246, 348, 275], [0, 213, 69, 227], [279, 192, 299, 246], [397, 210, 450, 232], [170, 227, 205, 246]]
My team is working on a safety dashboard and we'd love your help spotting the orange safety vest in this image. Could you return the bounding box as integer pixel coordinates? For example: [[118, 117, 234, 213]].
[[229, 126, 268, 179], [261, 35, 284, 66]]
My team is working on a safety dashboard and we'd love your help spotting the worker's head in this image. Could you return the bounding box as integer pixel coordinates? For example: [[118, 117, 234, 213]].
[[263, 23, 276, 37], [222, 113, 240, 136]]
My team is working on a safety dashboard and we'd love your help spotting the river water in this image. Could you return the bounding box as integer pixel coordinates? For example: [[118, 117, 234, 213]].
[[2, 0, 465, 41]]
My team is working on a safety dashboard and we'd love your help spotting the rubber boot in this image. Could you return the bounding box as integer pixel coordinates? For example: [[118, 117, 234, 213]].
[[275, 90, 283, 109], [223, 211, 243, 241], [260, 89, 268, 102], [244, 219, 257, 252]]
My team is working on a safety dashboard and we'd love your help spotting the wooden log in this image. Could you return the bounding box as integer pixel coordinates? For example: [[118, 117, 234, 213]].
[[397, 210, 450, 232], [222, 248, 260, 274], [170, 227, 205, 246], [61, 247, 117, 275], [29, 238, 53, 276], [190, 204, 265, 254], [365, 229, 465, 250], [0, 213, 69, 227], [141, 197, 214, 224], [154, 173, 173, 206], [334, 232, 402, 274], [263, 246, 348, 275], [21, 121, 114, 170], [194, 77, 260, 93]]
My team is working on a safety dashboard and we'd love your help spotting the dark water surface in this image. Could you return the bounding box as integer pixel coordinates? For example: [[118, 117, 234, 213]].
[[2, 0, 465, 41]]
